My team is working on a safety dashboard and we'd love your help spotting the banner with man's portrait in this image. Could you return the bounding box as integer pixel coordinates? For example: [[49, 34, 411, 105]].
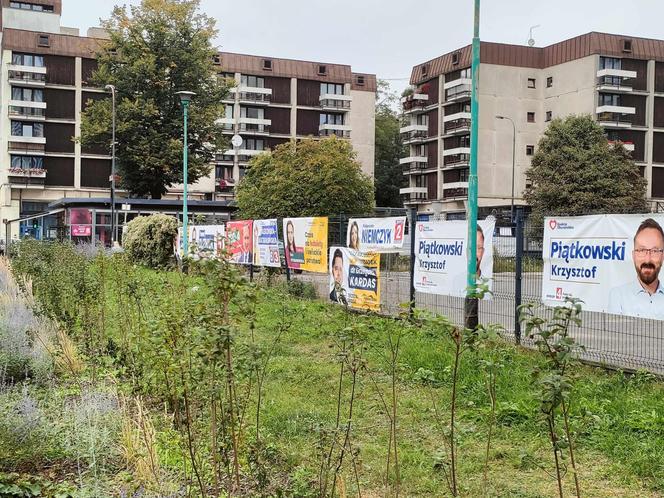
[[253, 219, 281, 267], [282, 217, 328, 273], [413, 219, 495, 297], [226, 220, 253, 265], [328, 247, 380, 311], [346, 217, 406, 252], [542, 214, 664, 320]]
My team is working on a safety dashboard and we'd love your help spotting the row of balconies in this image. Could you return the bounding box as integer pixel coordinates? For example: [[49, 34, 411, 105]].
[[222, 85, 353, 112], [398, 183, 470, 204]]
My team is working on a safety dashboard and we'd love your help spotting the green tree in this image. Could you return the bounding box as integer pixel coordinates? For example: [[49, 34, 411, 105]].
[[80, 0, 229, 199], [525, 115, 647, 226], [374, 80, 406, 207], [236, 137, 374, 219]]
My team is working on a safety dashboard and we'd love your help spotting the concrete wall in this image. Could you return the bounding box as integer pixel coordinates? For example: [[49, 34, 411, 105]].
[[349, 88, 376, 178], [1, 8, 61, 34]]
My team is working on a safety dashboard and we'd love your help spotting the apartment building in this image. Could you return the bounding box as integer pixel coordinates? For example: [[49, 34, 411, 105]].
[[0, 0, 376, 240], [213, 52, 376, 200], [401, 32, 664, 218]]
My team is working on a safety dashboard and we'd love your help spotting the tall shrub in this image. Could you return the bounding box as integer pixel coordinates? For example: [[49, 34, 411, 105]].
[[123, 214, 178, 268]]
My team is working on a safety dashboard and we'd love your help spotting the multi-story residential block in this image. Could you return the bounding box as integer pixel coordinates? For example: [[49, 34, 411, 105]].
[[213, 52, 376, 200], [0, 1, 376, 241], [401, 32, 664, 218]]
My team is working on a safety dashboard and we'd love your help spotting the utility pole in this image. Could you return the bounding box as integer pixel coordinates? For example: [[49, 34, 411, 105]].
[[464, 0, 481, 330]]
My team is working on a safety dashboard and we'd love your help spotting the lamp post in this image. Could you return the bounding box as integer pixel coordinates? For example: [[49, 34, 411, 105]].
[[105, 84, 117, 245], [495, 115, 516, 222], [176, 91, 196, 257]]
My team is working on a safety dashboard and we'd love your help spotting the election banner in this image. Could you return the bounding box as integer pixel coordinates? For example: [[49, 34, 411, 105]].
[[253, 219, 281, 267], [283, 217, 328, 273], [414, 219, 495, 297], [176, 225, 226, 259], [226, 220, 253, 265], [347, 217, 407, 252], [542, 214, 664, 320], [329, 247, 381, 311]]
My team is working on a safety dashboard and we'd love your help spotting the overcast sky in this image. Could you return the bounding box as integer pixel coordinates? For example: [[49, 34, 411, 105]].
[[61, 0, 664, 95]]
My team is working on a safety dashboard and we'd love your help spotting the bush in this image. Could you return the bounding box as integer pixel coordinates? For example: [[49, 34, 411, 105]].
[[123, 214, 178, 268]]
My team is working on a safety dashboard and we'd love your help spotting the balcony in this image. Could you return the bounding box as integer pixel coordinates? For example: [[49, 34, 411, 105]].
[[320, 94, 352, 111], [401, 159, 428, 175], [238, 117, 271, 135], [217, 117, 234, 132], [444, 78, 472, 103], [443, 146, 471, 157], [319, 123, 351, 138], [8, 70, 46, 86], [232, 86, 272, 105], [8, 106, 46, 119], [400, 123, 429, 144], [224, 148, 264, 157], [401, 93, 429, 114], [9, 136, 46, 145], [608, 140, 635, 152], [443, 154, 470, 168], [400, 155, 428, 166], [216, 177, 236, 193], [443, 187, 468, 200], [597, 107, 634, 128], [400, 187, 428, 204], [443, 112, 471, 135], [7, 64, 47, 76], [597, 76, 633, 93], [7, 168, 46, 187], [596, 68, 637, 80]]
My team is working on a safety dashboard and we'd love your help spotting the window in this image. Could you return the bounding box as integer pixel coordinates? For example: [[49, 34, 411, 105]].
[[421, 64, 428, 77], [320, 113, 344, 126], [224, 105, 233, 119], [320, 82, 344, 96], [622, 39, 633, 53], [244, 138, 264, 151], [11, 52, 45, 67], [527, 78, 536, 88], [459, 135, 470, 148], [416, 114, 429, 126], [11, 87, 43, 102], [545, 111, 552, 122], [527, 112, 535, 123], [11, 121, 44, 138], [240, 75, 264, 88], [599, 93, 620, 106], [526, 145, 535, 156], [10, 155, 43, 170], [599, 56, 621, 70], [452, 52, 460, 65], [546, 76, 553, 88], [262, 59, 272, 70], [212, 54, 221, 65], [318, 65, 327, 75], [355, 75, 365, 86], [38, 35, 50, 47], [9, 2, 53, 11], [241, 107, 264, 119]]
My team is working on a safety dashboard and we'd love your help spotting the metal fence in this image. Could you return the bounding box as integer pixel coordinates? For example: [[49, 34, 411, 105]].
[[288, 209, 664, 376]]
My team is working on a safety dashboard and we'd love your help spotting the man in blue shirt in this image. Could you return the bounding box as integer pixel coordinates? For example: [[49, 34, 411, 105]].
[[608, 218, 664, 319]]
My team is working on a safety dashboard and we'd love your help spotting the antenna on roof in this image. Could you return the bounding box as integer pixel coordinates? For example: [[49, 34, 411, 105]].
[[528, 25, 541, 47]]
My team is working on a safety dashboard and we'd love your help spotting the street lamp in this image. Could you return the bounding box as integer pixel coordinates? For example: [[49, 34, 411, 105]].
[[176, 91, 196, 257], [105, 84, 117, 245], [495, 115, 516, 223]]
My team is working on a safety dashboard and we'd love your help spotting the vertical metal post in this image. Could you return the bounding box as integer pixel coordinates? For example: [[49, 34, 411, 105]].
[[510, 119, 516, 223], [514, 206, 524, 344], [409, 206, 417, 318], [464, 0, 481, 330], [106, 85, 117, 245], [182, 101, 190, 257]]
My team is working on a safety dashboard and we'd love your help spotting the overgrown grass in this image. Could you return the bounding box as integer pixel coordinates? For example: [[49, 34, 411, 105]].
[[3, 241, 664, 496]]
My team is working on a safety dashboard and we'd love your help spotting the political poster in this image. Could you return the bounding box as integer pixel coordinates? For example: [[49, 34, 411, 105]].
[[253, 219, 281, 267], [542, 214, 664, 320], [226, 220, 253, 265], [176, 225, 226, 259], [283, 217, 328, 273], [347, 216, 407, 252], [329, 247, 381, 311], [413, 219, 495, 297]]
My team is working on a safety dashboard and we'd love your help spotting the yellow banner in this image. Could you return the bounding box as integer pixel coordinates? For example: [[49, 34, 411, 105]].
[[329, 247, 380, 311]]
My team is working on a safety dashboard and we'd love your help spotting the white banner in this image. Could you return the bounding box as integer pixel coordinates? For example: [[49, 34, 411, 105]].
[[542, 214, 664, 319], [414, 219, 495, 297], [253, 219, 281, 267], [347, 217, 406, 252], [176, 225, 225, 260]]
